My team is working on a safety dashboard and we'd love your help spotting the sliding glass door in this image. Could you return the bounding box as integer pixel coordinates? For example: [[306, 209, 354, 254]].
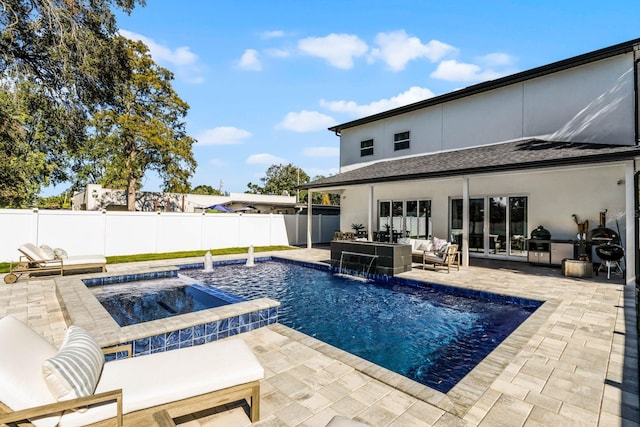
[[451, 196, 527, 258]]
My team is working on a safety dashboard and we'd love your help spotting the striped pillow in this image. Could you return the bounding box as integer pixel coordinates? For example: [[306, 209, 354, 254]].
[[42, 326, 104, 401]]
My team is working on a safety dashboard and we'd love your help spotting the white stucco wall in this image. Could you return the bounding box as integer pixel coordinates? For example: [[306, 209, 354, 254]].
[[339, 162, 629, 246], [340, 53, 635, 170]]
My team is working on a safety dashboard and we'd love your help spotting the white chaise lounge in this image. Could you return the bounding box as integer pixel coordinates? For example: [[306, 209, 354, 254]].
[[4, 243, 107, 284], [0, 316, 264, 426]]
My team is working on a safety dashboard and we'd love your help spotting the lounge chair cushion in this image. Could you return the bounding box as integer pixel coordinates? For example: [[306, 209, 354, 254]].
[[58, 338, 264, 426], [0, 316, 60, 427], [39, 244, 55, 259], [19, 243, 53, 261], [43, 326, 104, 401]]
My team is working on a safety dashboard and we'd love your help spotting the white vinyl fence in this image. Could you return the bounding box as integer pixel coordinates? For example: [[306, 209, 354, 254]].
[[0, 209, 340, 262]]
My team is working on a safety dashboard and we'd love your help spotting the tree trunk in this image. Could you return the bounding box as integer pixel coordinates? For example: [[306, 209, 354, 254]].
[[127, 177, 137, 211]]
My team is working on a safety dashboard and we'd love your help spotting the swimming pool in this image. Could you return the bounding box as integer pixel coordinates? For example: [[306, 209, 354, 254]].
[[179, 259, 540, 393], [91, 277, 243, 326]]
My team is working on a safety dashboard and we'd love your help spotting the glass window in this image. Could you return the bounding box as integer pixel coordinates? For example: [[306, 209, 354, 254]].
[[509, 197, 527, 256], [394, 131, 410, 151], [469, 198, 485, 253], [418, 200, 431, 239], [360, 139, 374, 157], [489, 197, 507, 255], [378, 199, 430, 242]]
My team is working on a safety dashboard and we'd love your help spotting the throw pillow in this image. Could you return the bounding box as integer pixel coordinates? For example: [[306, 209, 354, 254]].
[[42, 326, 104, 401], [432, 237, 447, 252], [437, 242, 450, 255], [53, 248, 68, 259]]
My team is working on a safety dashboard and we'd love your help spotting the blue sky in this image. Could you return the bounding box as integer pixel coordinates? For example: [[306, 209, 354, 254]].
[[61, 1, 640, 195]]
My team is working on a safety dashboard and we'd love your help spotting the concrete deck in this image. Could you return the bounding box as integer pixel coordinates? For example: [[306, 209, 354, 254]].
[[0, 248, 638, 426]]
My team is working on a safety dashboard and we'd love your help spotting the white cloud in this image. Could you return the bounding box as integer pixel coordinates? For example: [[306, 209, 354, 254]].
[[261, 30, 286, 39], [479, 52, 516, 67], [246, 153, 287, 165], [119, 29, 204, 83], [195, 127, 252, 145], [430, 59, 504, 82], [368, 30, 456, 71], [320, 86, 434, 117], [238, 49, 262, 71], [303, 147, 340, 157], [298, 33, 368, 69], [276, 110, 336, 132], [265, 48, 291, 58]]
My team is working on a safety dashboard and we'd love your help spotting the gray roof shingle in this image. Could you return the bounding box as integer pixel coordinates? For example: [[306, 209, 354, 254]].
[[302, 139, 640, 189]]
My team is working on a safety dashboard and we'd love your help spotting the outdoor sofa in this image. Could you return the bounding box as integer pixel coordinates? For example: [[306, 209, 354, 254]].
[[405, 238, 460, 273], [4, 243, 107, 284], [0, 316, 264, 426]]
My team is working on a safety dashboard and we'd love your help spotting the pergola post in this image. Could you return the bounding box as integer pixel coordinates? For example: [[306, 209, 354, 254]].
[[368, 186, 374, 241], [462, 177, 469, 267], [625, 161, 635, 285], [307, 190, 312, 249]]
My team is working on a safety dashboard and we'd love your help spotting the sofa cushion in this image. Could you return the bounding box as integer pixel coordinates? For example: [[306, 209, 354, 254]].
[[43, 326, 104, 401], [416, 239, 433, 252], [0, 316, 60, 427]]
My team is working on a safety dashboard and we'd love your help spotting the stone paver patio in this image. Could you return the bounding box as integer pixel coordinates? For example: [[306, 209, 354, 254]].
[[0, 248, 637, 426]]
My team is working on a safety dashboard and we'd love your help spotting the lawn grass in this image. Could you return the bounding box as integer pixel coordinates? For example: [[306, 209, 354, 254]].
[[0, 246, 295, 273]]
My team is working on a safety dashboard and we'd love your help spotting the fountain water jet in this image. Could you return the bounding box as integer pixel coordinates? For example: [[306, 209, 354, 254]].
[[203, 251, 213, 272], [245, 245, 255, 267]]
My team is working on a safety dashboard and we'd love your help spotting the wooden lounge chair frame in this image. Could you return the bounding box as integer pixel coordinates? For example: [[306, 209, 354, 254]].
[[4, 244, 106, 284], [0, 344, 261, 426], [423, 244, 460, 273]]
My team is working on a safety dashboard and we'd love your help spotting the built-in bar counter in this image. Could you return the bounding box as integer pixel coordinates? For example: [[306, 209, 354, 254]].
[[330, 240, 412, 276]]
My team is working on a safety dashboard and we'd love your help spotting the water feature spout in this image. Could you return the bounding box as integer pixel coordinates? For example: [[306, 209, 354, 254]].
[[203, 251, 213, 272], [245, 245, 255, 267]]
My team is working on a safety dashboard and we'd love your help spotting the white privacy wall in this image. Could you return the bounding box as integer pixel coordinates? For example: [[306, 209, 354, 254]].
[[0, 210, 338, 262]]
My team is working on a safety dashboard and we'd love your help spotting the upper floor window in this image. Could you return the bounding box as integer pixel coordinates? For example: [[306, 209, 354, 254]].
[[360, 139, 374, 156], [394, 131, 410, 151]]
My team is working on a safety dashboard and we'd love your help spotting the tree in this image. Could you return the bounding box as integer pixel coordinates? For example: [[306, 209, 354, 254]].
[[247, 163, 310, 199], [0, 86, 50, 207], [192, 184, 225, 196], [0, 0, 144, 204], [83, 37, 196, 211], [0, 0, 142, 108]]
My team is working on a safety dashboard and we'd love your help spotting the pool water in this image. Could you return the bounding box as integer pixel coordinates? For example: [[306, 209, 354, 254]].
[[92, 278, 233, 326], [181, 261, 540, 393]]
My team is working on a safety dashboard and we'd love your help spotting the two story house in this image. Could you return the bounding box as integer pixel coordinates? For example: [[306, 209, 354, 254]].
[[301, 38, 640, 286]]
